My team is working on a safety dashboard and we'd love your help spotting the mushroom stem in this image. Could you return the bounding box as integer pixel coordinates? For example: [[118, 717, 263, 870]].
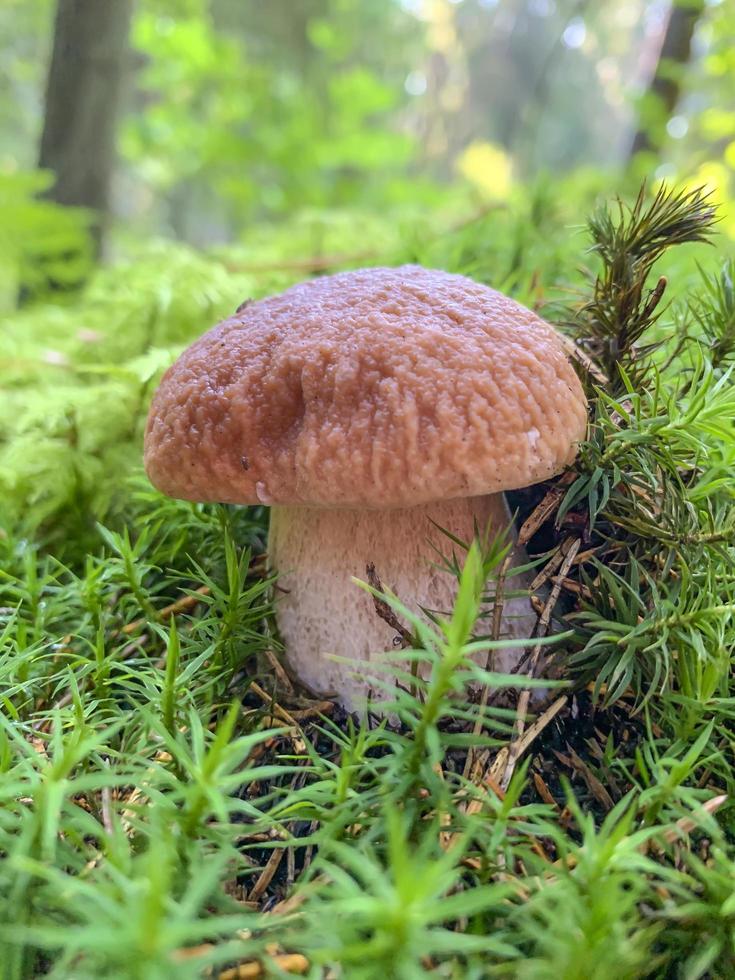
[[268, 494, 537, 712]]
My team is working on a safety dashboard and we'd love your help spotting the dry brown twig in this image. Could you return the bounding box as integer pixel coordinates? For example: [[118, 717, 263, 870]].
[[487, 695, 569, 790], [289, 701, 334, 720], [247, 681, 306, 753], [218, 954, 310, 979], [553, 794, 729, 873], [264, 648, 296, 698], [642, 794, 729, 854], [366, 562, 413, 647], [173, 933, 311, 976], [462, 474, 584, 785], [447, 695, 569, 851], [499, 537, 581, 791], [564, 745, 615, 811], [528, 545, 566, 594], [518, 471, 576, 548], [121, 584, 211, 635], [247, 848, 287, 903], [432, 762, 453, 851], [37, 584, 213, 728], [532, 770, 560, 809], [561, 334, 609, 387]]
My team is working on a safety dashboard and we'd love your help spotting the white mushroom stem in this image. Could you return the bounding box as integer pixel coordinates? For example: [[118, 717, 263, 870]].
[[268, 494, 538, 713]]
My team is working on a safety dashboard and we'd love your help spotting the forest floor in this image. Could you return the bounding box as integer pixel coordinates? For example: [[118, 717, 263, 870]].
[[1, 184, 734, 979]]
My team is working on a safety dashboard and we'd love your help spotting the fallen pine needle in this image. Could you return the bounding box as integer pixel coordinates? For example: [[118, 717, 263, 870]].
[[488, 695, 568, 787], [500, 539, 580, 790], [248, 681, 306, 753], [532, 770, 560, 809], [553, 793, 730, 870], [290, 700, 334, 720], [264, 648, 296, 697], [218, 953, 310, 980], [122, 585, 210, 635], [650, 794, 728, 850], [248, 847, 286, 902]]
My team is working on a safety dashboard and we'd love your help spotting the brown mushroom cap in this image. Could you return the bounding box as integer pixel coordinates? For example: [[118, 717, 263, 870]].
[[144, 265, 587, 508]]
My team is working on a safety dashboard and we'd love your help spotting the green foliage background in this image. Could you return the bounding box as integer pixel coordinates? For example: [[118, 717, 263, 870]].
[[1, 1, 735, 978]]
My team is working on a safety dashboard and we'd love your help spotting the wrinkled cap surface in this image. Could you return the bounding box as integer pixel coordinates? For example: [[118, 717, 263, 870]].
[[144, 265, 588, 508]]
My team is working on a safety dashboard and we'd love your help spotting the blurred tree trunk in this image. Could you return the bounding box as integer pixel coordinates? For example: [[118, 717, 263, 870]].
[[629, 0, 705, 158], [38, 0, 133, 255]]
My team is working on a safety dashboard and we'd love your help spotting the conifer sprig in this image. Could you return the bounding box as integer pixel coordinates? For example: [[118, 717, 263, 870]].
[[570, 183, 718, 389]]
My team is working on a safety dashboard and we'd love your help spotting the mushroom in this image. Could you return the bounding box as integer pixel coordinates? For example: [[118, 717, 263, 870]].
[[144, 266, 587, 711]]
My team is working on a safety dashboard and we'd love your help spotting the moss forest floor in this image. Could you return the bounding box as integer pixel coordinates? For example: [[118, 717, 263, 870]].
[[1, 184, 735, 979]]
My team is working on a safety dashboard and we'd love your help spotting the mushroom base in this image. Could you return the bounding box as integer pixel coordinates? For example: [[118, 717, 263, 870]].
[[268, 495, 538, 713]]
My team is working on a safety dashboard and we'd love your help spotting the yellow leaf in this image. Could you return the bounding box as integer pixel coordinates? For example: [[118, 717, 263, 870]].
[[456, 141, 513, 200]]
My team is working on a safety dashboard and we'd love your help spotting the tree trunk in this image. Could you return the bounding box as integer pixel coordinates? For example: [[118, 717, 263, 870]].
[[39, 0, 133, 254], [629, 0, 705, 158]]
